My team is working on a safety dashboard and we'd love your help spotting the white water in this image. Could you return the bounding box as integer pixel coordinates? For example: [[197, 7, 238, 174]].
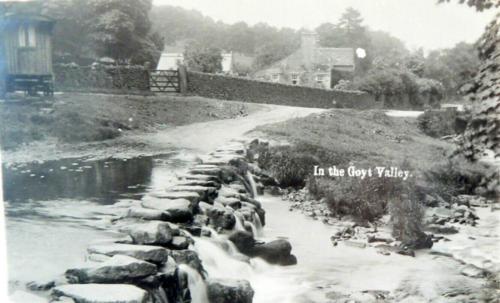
[[246, 171, 258, 198], [178, 264, 209, 303]]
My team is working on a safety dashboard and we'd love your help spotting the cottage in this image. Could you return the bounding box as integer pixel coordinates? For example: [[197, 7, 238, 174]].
[[156, 45, 237, 74], [254, 31, 355, 89], [0, 1, 55, 97]]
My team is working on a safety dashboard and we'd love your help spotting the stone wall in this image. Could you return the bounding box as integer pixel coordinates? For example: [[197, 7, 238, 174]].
[[186, 71, 378, 109], [54, 64, 150, 92]]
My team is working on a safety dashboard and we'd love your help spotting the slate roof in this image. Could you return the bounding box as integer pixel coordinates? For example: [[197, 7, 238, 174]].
[[256, 47, 354, 75]]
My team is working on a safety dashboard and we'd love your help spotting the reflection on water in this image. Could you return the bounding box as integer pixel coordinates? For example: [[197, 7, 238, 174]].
[[2, 156, 159, 204]]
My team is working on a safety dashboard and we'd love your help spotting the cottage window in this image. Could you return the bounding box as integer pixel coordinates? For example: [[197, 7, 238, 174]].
[[316, 74, 326, 84], [290, 73, 299, 85], [18, 24, 36, 48]]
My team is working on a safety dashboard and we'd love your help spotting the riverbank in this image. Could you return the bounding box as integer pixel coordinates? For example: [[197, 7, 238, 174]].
[[249, 109, 500, 301], [0, 93, 262, 151]]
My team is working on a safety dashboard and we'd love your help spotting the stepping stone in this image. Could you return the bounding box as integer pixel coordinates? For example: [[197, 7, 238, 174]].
[[87, 243, 169, 264], [176, 179, 221, 189], [178, 173, 220, 182], [192, 164, 220, 169], [122, 221, 175, 245], [142, 198, 193, 223], [228, 183, 248, 193], [52, 284, 149, 303], [169, 236, 191, 250], [167, 185, 217, 201], [215, 196, 241, 209], [126, 207, 170, 221], [189, 167, 222, 176], [152, 191, 200, 203], [66, 255, 157, 283]]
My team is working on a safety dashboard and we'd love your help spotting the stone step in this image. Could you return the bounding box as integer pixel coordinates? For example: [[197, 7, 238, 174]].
[[65, 255, 157, 284], [152, 191, 200, 204], [52, 284, 150, 303], [87, 243, 169, 264]]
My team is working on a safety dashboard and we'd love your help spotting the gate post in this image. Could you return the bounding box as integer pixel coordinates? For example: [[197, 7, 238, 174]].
[[178, 65, 188, 94]]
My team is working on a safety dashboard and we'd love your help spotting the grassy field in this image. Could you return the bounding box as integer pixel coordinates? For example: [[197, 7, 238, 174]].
[[0, 93, 263, 150]]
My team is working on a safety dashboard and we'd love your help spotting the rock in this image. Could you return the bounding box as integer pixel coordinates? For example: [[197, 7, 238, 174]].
[[215, 196, 242, 209], [206, 278, 254, 303], [26, 278, 57, 291], [178, 174, 219, 182], [252, 240, 297, 265], [426, 224, 459, 235], [228, 183, 247, 193], [205, 204, 236, 230], [344, 240, 367, 249], [176, 179, 221, 189], [167, 185, 217, 202], [52, 296, 76, 303], [229, 232, 296, 266], [10, 291, 49, 303], [424, 194, 439, 207], [169, 250, 204, 275], [168, 236, 191, 250], [126, 207, 170, 221], [87, 244, 169, 264], [65, 255, 157, 283], [402, 232, 433, 249], [461, 264, 485, 278], [123, 221, 175, 245], [52, 284, 150, 303], [188, 167, 222, 177], [152, 191, 200, 204], [142, 198, 193, 223], [396, 249, 415, 257]]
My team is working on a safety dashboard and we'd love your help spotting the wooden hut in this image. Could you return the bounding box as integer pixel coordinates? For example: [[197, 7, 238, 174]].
[[0, 1, 55, 97]]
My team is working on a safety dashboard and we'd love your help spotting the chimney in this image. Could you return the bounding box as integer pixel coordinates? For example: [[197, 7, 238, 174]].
[[301, 31, 317, 69]]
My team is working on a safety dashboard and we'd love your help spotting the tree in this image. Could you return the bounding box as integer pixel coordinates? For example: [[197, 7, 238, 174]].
[[184, 41, 223, 73], [438, 0, 500, 11], [89, 0, 162, 65]]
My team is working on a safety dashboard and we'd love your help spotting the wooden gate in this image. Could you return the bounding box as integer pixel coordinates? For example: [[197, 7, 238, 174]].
[[149, 70, 179, 92]]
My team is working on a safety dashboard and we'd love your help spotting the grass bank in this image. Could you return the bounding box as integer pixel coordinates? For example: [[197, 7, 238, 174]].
[[252, 109, 495, 247], [0, 93, 262, 150]]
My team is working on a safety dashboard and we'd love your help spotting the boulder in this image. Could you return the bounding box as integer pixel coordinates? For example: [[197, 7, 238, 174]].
[[205, 204, 236, 230], [52, 284, 150, 303], [402, 232, 433, 249], [178, 174, 219, 182], [215, 197, 242, 209], [65, 255, 157, 283], [252, 240, 297, 266], [87, 244, 169, 264], [168, 236, 191, 250], [426, 224, 459, 235], [176, 179, 221, 189], [206, 279, 254, 303], [126, 207, 170, 221], [142, 198, 193, 223], [167, 185, 217, 202], [123, 221, 175, 245], [169, 250, 204, 275], [228, 231, 297, 266], [188, 167, 222, 177], [152, 191, 200, 204]]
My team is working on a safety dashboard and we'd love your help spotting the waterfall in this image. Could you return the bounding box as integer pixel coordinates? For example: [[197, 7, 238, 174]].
[[178, 264, 209, 303], [252, 212, 264, 237], [246, 171, 258, 198], [233, 212, 246, 232]]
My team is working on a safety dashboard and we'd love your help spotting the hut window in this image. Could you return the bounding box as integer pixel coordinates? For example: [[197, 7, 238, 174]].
[[18, 25, 36, 48]]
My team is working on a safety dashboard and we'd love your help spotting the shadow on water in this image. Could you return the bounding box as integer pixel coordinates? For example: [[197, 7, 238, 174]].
[[2, 154, 175, 205]]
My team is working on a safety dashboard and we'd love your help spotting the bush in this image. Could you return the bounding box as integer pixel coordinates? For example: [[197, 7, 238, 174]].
[[424, 157, 495, 199], [258, 145, 319, 188], [417, 110, 457, 137], [308, 175, 404, 223]]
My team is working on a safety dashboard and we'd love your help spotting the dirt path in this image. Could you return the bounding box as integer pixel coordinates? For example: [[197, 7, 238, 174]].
[[1, 104, 324, 165]]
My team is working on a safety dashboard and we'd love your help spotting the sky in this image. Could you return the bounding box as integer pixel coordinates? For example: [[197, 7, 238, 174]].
[[153, 0, 497, 51]]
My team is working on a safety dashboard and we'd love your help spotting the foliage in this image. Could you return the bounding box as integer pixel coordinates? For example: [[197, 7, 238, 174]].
[[423, 42, 480, 97], [423, 157, 494, 199], [417, 109, 457, 137], [88, 0, 162, 65], [438, 0, 500, 11], [308, 175, 404, 222], [183, 41, 223, 73], [257, 144, 320, 188]]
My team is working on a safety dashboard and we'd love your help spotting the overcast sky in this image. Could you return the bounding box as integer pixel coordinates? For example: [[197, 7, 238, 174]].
[[153, 0, 496, 51]]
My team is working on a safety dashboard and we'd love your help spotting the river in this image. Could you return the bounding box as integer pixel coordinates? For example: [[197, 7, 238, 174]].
[[2, 105, 498, 302]]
